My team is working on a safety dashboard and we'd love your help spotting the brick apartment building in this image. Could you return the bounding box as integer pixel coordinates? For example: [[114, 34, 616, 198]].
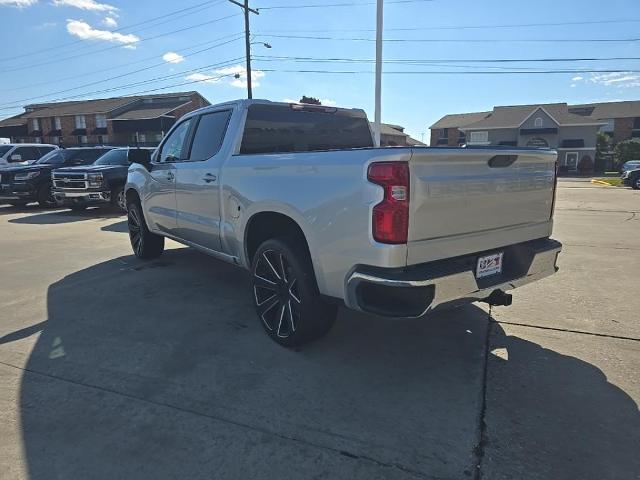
[[430, 100, 640, 171], [0, 91, 209, 147]]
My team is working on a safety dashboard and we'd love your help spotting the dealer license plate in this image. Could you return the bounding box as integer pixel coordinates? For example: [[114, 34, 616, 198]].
[[476, 252, 504, 278]]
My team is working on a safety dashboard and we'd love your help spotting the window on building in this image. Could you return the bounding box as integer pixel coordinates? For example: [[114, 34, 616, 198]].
[[188, 110, 232, 161], [439, 128, 449, 139], [31, 118, 40, 131], [458, 130, 466, 144], [54, 117, 62, 130], [34, 137, 41, 143], [599, 119, 615, 133], [534, 117, 543, 127], [138, 133, 147, 143], [469, 131, 489, 144], [78, 135, 87, 144], [95, 114, 107, 128], [632, 117, 640, 138], [75, 115, 86, 129]]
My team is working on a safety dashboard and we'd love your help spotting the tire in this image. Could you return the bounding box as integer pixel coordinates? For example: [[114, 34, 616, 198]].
[[633, 177, 640, 190], [126, 201, 164, 259], [37, 182, 55, 207], [251, 237, 337, 347], [111, 186, 127, 213]]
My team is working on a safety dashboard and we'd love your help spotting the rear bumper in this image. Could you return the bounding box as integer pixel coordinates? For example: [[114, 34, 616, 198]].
[[345, 238, 562, 318]]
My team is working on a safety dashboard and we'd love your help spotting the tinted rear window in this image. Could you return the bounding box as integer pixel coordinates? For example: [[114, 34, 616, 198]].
[[240, 104, 373, 155]]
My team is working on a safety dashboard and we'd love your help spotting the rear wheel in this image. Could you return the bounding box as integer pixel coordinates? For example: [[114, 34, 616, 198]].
[[111, 186, 127, 213], [37, 182, 55, 207], [127, 201, 164, 259], [251, 237, 337, 347]]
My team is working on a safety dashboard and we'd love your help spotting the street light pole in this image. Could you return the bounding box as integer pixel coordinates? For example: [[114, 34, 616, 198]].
[[373, 0, 383, 147], [228, 0, 259, 99]]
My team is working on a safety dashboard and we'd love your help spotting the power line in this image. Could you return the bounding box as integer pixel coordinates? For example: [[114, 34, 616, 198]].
[[3, 12, 241, 74], [256, 34, 640, 43], [258, 18, 640, 33], [256, 0, 433, 9], [0, 36, 245, 109], [255, 68, 640, 75], [253, 54, 640, 64], [0, 0, 228, 63], [2, 32, 244, 94], [0, 59, 245, 113]]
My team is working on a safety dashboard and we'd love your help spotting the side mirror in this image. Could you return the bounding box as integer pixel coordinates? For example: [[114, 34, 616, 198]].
[[128, 148, 152, 169], [10, 154, 22, 162]]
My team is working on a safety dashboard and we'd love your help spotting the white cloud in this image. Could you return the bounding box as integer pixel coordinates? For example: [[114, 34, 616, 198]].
[[102, 15, 117, 27], [570, 84, 576, 88], [0, 0, 37, 6], [589, 72, 640, 88], [123, 44, 136, 50], [571, 76, 584, 82], [162, 52, 185, 64], [53, 0, 117, 13], [66, 19, 139, 44], [186, 64, 266, 88], [185, 73, 222, 84]]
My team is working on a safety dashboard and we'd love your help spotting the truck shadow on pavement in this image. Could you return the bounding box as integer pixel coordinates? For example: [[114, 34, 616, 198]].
[[7, 208, 123, 225], [9, 248, 640, 479]]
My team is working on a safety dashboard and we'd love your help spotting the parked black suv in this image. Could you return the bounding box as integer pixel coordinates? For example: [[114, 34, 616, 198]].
[[622, 167, 640, 190], [53, 148, 154, 212], [0, 147, 113, 207]]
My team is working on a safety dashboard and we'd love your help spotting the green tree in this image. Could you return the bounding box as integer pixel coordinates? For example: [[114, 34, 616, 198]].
[[299, 96, 321, 105], [613, 139, 640, 170]]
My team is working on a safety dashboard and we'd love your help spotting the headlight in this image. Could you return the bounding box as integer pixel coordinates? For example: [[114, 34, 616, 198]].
[[14, 171, 40, 180], [87, 173, 104, 187]]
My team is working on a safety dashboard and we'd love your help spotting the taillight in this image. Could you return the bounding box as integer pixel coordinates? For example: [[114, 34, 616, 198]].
[[367, 161, 409, 244]]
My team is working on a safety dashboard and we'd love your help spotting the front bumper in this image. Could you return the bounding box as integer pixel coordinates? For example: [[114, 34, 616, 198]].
[[53, 190, 111, 206], [0, 182, 37, 202], [345, 238, 562, 318]]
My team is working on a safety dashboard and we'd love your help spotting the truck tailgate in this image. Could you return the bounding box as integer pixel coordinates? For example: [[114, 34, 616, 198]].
[[407, 148, 556, 265]]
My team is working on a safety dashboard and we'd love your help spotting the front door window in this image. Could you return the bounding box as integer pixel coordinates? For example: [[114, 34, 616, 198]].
[[566, 152, 578, 170]]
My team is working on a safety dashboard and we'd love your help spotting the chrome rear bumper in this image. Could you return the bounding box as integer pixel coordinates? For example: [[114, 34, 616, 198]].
[[345, 238, 562, 318]]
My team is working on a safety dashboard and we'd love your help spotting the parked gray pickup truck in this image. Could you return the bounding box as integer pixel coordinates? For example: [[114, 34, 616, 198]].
[[125, 99, 562, 346]]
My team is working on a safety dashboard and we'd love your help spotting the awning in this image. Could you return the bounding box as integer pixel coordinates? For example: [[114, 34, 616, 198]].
[[561, 139, 585, 148]]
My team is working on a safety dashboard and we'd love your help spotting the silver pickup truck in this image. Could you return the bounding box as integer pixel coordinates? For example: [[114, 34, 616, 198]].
[[125, 99, 562, 346]]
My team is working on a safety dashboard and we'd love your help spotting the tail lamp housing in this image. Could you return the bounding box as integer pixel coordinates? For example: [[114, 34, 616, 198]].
[[367, 161, 410, 244]]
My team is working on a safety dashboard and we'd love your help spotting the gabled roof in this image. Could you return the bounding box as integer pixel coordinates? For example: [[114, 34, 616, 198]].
[[430, 111, 490, 129], [0, 112, 29, 127], [569, 100, 640, 120], [462, 103, 603, 130]]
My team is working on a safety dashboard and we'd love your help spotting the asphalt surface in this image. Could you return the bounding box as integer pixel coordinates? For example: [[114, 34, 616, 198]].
[[0, 180, 638, 480]]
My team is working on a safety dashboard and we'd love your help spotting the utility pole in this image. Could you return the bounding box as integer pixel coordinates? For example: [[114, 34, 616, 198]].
[[228, 0, 259, 99], [373, 0, 383, 147]]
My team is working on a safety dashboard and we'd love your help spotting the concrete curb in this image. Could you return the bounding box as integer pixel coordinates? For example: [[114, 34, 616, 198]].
[[590, 179, 614, 187]]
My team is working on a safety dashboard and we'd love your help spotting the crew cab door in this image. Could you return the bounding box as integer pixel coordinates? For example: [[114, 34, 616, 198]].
[[174, 109, 232, 251], [145, 118, 193, 233]]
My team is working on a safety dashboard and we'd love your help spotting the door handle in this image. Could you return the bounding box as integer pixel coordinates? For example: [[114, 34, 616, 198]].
[[166, 171, 175, 181], [203, 173, 217, 183]]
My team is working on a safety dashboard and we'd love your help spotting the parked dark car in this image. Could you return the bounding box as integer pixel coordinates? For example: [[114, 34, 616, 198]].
[[621, 167, 640, 189], [0, 147, 114, 207], [53, 148, 154, 212], [620, 160, 640, 174]]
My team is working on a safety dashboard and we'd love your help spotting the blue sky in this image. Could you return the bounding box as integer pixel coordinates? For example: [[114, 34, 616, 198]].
[[0, 0, 639, 142]]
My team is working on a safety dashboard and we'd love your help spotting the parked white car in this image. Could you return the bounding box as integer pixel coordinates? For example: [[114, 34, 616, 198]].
[[0, 143, 58, 168]]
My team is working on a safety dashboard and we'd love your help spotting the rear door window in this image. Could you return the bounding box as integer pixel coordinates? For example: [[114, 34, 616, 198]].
[[240, 104, 373, 154], [188, 111, 231, 161]]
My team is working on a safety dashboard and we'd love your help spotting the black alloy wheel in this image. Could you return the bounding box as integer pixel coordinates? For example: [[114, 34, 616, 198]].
[[127, 201, 164, 259]]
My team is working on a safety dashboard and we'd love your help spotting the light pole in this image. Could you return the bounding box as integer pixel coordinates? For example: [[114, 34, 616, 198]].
[[373, 0, 383, 147], [228, 0, 259, 99]]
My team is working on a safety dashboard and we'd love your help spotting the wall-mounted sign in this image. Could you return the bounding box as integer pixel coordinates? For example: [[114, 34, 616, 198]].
[[526, 137, 549, 148]]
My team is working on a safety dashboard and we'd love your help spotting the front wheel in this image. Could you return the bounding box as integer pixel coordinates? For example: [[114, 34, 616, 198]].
[[127, 201, 164, 259], [251, 237, 337, 347], [633, 177, 640, 190], [37, 183, 55, 207], [111, 186, 127, 213]]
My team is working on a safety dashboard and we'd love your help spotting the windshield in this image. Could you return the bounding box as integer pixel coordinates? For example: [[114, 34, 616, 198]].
[[36, 150, 64, 164], [623, 161, 640, 170], [93, 149, 129, 166], [0, 146, 12, 156]]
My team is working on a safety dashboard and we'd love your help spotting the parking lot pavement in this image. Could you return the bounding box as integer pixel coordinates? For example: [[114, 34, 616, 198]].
[[0, 183, 638, 480]]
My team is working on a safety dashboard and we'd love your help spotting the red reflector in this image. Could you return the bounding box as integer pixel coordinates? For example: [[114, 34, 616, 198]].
[[368, 162, 409, 244]]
